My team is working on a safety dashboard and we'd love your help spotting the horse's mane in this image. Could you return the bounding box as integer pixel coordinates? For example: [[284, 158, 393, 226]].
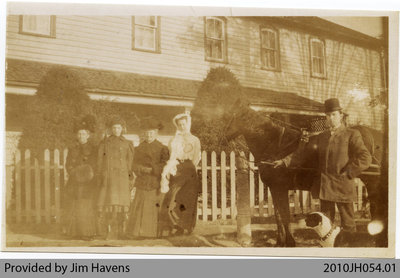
[[235, 106, 302, 161], [239, 107, 282, 136]]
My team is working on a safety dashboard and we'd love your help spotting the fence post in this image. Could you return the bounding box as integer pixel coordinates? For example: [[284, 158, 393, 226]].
[[54, 149, 61, 224], [6, 166, 14, 211], [25, 150, 31, 223], [15, 150, 21, 224], [63, 149, 68, 185], [201, 151, 208, 222], [301, 190, 308, 214], [249, 153, 255, 216], [236, 151, 251, 246], [230, 152, 236, 219], [267, 187, 274, 216], [44, 149, 51, 223], [310, 192, 316, 211], [294, 190, 301, 215], [357, 179, 363, 211], [34, 158, 41, 224], [211, 151, 217, 221], [221, 151, 227, 220], [258, 173, 264, 217]]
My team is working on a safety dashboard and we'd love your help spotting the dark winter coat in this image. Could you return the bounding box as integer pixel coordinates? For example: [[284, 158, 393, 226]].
[[284, 125, 372, 203], [96, 135, 135, 209], [65, 141, 97, 199], [132, 140, 169, 191]]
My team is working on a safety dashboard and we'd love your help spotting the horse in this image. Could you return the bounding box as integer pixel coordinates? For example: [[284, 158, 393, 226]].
[[222, 102, 387, 247]]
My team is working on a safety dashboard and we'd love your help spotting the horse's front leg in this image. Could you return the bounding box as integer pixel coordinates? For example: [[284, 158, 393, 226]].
[[269, 184, 296, 247]]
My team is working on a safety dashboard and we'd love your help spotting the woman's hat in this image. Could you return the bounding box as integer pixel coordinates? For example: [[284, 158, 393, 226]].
[[74, 114, 96, 132], [172, 113, 192, 133], [173, 113, 190, 125], [107, 115, 126, 128], [140, 117, 163, 131], [324, 98, 342, 113]]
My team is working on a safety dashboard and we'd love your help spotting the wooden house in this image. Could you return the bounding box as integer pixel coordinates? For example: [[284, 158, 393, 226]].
[[5, 15, 386, 156]]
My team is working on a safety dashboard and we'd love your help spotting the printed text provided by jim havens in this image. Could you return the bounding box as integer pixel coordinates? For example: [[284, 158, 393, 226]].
[[4, 262, 131, 275]]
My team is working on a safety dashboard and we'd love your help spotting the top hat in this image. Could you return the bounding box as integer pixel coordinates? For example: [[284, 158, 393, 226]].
[[140, 117, 163, 131], [324, 98, 342, 113], [74, 114, 96, 133]]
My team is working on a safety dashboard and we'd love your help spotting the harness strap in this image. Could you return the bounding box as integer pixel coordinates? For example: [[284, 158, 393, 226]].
[[266, 115, 302, 131], [277, 126, 285, 149]]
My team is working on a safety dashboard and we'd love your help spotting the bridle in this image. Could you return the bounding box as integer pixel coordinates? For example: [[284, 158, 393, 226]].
[[218, 109, 307, 165], [218, 109, 239, 148]]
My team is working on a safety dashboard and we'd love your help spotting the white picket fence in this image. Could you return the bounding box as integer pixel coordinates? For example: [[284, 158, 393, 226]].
[[6, 149, 366, 224]]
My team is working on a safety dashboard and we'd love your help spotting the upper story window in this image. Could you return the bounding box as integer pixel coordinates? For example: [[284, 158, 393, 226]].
[[260, 27, 280, 71], [132, 16, 160, 53], [204, 17, 227, 62], [19, 15, 56, 38], [310, 38, 326, 78]]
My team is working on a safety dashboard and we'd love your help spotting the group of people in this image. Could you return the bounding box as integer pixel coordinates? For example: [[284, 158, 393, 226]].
[[65, 97, 372, 242], [64, 113, 201, 240]]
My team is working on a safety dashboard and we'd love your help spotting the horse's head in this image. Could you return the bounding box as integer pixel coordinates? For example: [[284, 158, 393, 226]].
[[220, 99, 250, 143], [221, 103, 304, 161]]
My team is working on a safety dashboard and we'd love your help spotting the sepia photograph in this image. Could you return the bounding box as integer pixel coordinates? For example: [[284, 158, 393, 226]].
[[2, 2, 398, 258]]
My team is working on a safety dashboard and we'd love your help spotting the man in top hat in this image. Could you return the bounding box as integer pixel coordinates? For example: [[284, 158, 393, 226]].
[[126, 117, 169, 238], [96, 115, 135, 239], [273, 98, 371, 232]]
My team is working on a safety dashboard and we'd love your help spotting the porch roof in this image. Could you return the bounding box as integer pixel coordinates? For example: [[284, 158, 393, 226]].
[[6, 58, 324, 113]]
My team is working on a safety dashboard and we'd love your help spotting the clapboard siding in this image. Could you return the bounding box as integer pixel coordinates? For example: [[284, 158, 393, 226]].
[[7, 15, 383, 90], [6, 15, 384, 128], [6, 40, 209, 69], [7, 16, 209, 81]]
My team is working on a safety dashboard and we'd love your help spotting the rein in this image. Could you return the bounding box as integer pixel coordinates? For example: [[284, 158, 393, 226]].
[[265, 114, 303, 132], [219, 112, 302, 167], [277, 126, 285, 149]]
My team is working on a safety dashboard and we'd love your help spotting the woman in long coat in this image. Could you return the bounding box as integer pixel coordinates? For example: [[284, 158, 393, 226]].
[[159, 113, 201, 236], [65, 115, 97, 239], [126, 118, 169, 238], [97, 116, 135, 239]]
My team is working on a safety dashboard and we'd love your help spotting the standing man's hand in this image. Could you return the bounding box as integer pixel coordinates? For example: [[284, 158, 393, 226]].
[[272, 160, 285, 168], [340, 168, 352, 179]]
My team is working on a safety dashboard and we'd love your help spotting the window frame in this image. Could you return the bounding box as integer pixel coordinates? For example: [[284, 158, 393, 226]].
[[204, 16, 228, 63], [132, 16, 161, 53], [259, 26, 281, 71], [19, 15, 56, 38], [309, 37, 327, 79]]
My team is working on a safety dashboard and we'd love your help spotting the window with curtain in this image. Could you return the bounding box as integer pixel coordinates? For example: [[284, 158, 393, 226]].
[[205, 17, 227, 62], [310, 38, 326, 78], [19, 15, 55, 37], [132, 16, 160, 52], [260, 27, 280, 70]]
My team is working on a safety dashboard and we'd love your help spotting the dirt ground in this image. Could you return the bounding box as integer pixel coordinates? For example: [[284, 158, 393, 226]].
[[5, 217, 370, 249]]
